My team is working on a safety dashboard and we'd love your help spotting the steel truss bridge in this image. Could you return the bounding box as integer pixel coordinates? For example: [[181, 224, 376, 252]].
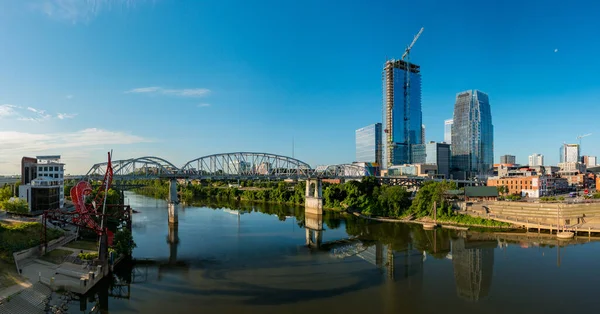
[[81, 152, 369, 181]]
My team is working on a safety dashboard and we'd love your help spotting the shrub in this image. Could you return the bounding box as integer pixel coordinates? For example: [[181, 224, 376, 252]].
[[78, 252, 98, 260], [0, 199, 29, 214]]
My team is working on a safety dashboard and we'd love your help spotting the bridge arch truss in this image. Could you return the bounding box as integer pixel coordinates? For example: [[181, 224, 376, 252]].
[[180, 152, 312, 179], [86, 156, 180, 179]]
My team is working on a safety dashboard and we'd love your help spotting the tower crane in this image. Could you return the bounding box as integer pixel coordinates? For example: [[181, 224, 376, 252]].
[[577, 133, 592, 159], [401, 27, 423, 161], [577, 133, 592, 147]]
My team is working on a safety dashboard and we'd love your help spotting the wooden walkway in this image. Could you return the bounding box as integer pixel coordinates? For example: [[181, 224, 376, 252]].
[[479, 213, 600, 236]]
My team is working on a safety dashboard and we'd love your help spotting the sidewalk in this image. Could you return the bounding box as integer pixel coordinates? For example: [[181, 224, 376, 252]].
[[0, 282, 51, 314], [0, 280, 32, 303]]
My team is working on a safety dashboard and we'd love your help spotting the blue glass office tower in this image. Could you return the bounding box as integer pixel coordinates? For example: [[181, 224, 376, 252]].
[[451, 90, 494, 178], [355, 123, 382, 165], [382, 59, 422, 168]]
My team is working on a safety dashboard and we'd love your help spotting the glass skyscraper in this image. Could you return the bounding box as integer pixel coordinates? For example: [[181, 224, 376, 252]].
[[355, 123, 382, 165], [382, 59, 422, 168], [451, 90, 494, 178], [411, 142, 451, 178], [444, 119, 453, 144]]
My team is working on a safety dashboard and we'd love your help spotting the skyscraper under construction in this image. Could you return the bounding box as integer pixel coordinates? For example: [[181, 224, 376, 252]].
[[382, 59, 423, 169]]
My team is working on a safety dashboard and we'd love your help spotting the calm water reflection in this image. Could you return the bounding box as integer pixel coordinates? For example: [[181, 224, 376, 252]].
[[72, 192, 600, 314]]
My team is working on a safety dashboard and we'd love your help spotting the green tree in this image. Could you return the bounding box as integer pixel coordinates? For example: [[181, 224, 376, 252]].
[[0, 199, 29, 214], [377, 186, 411, 217], [112, 229, 136, 256]]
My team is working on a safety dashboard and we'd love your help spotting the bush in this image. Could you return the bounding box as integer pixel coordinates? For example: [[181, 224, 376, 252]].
[[78, 252, 98, 260], [0, 199, 29, 214]]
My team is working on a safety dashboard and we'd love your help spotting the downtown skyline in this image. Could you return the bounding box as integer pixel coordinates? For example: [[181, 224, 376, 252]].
[[1, 0, 600, 174]]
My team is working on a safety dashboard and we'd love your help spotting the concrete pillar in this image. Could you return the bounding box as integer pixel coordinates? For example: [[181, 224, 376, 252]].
[[305, 179, 323, 215], [168, 203, 178, 226], [169, 179, 178, 204]]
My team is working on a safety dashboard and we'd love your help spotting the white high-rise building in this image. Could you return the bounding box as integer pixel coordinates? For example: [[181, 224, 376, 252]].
[[528, 153, 544, 166], [444, 119, 453, 144], [560, 144, 579, 163]]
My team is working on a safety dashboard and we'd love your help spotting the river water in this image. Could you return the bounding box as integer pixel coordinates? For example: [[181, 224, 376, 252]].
[[71, 192, 600, 313]]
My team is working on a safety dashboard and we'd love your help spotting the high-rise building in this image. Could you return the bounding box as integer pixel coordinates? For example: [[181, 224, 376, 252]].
[[444, 119, 453, 144], [528, 153, 544, 166], [451, 90, 494, 178], [500, 155, 516, 164], [355, 123, 383, 165], [560, 144, 579, 163], [411, 142, 451, 178], [382, 59, 422, 168], [421, 124, 426, 144], [582, 155, 597, 167]]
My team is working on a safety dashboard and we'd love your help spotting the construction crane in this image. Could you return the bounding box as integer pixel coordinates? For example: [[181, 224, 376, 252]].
[[401, 27, 424, 61], [401, 27, 423, 161], [577, 133, 592, 146], [577, 133, 592, 158]]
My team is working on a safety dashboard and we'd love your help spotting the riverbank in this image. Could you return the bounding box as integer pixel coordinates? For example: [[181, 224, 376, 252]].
[[348, 211, 516, 230]]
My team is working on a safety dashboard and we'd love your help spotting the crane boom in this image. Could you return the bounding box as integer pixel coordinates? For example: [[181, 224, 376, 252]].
[[401, 27, 424, 60], [577, 133, 592, 140]]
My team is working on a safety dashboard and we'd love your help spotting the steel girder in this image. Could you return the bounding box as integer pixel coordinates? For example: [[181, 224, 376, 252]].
[[180, 152, 312, 179], [86, 156, 179, 179], [314, 164, 368, 178]]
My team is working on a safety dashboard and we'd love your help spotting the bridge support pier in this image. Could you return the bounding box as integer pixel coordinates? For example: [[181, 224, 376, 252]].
[[305, 212, 323, 249], [168, 203, 178, 226], [168, 179, 178, 204], [305, 179, 323, 215]]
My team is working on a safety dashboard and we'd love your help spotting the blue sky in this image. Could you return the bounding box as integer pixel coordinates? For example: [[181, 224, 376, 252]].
[[1, 0, 599, 174]]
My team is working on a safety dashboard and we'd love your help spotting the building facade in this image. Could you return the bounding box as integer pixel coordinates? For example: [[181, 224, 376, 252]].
[[500, 155, 516, 164], [411, 142, 451, 178], [382, 59, 422, 168], [355, 123, 382, 165], [421, 124, 426, 144], [18, 155, 65, 211], [560, 144, 580, 163], [444, 119, 453, 144], [451, 90, 494, 178], [528, 153, 544, 166], [582, 155, 597, 167]]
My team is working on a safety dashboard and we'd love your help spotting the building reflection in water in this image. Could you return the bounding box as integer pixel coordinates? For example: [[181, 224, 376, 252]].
[[451, 237, 495, 302]]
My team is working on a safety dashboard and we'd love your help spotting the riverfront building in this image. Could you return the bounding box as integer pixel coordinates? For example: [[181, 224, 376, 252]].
[[18, 155, 65, 212], [382, 59, 422, 168], [451, 90, 494, 179], [355, 123, 382, 166]]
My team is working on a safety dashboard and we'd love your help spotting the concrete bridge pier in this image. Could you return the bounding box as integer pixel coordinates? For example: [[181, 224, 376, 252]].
[[168, 179, 179, 204], [305, 179, 323, 215], [168, 203, 178, 226]]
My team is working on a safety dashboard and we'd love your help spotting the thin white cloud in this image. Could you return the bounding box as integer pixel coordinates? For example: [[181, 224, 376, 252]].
[[0, 128, 152, 174], [24, 106, 51, 122], [66, 95, 74, 99], [0, 104, 18, 118], [197, 103, 211, 108], [127, 86, 162, 93], [57, 113, 78, 119], [30, 0, 149, 23], [126, 87, 210, 97], [1, 105, 73, 122], [0, 128, 151, 154]]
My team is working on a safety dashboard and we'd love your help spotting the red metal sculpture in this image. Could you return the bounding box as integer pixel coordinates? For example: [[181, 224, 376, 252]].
[[43, 152, 116, 248]]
